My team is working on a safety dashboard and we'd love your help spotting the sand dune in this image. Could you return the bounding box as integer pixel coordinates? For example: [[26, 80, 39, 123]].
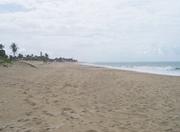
[[0, 61, 180, 132]]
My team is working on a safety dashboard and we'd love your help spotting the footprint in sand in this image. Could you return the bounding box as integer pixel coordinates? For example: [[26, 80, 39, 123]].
[[25, 111, 33, 116], [17, 118, 30, 122], [32, 117, 42, 125], [61, 107, 80, 119], [42, 110, 55, 117], [86, 130, 98, 132], [0, 127, 4, 131], [24, 98, 36, 106], [53, 100, 59, 104]]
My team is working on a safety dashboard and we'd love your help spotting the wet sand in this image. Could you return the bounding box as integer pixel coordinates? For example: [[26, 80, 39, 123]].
[[0, 61, 180, 132]]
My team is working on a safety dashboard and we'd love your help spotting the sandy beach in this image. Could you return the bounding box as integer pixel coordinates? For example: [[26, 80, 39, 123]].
[[0, 61, 180, 132]]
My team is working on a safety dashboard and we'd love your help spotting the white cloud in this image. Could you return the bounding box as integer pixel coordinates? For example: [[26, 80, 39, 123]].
[[0, 0, 180, 61]]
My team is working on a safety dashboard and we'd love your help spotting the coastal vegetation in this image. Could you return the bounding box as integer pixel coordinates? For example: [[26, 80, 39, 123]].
[[0, 43, 10, 65], [0, 42, 77, 66]]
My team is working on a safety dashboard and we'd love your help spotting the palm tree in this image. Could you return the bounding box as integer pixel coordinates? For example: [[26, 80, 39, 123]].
[[40, 52, 43, 57], [42, 53, 49, 63], [0, 43, 4, 50], [45, 53, 49, 59], [10, 43, 18, 57]]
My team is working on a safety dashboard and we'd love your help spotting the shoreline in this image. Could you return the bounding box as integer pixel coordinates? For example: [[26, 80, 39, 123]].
[[80, 62, 180, 77]]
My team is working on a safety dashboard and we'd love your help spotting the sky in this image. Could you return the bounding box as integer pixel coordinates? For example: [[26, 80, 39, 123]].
[[0, 0, 180, 62]]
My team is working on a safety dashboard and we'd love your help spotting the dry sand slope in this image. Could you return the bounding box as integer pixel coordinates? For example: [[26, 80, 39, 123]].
[[0, 61, 180, 132]]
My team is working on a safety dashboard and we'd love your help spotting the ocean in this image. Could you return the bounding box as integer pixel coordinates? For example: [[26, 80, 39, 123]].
[[82, 62, 180, 76]]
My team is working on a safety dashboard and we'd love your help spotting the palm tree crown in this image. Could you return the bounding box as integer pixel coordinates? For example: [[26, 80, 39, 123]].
[[10, 43, 18, 57]]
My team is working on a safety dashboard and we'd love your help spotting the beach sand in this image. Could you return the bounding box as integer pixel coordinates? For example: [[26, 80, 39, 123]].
[[0, 61, 180, 132]]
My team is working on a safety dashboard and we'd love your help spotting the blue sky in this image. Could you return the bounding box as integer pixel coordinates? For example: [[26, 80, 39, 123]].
[[0, 0, 180, 62], [0, 3, 26, 13]]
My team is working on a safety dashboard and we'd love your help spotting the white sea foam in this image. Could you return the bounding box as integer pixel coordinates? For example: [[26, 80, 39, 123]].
[[81, 62, 180, 76]]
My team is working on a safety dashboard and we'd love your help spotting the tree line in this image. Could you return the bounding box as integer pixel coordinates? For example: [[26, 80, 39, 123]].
[[0, 42, 77, 63]]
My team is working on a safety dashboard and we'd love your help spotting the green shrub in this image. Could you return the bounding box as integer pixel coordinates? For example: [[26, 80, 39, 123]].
[[0, 50, 6, 58], [0, 56, 11, 65]]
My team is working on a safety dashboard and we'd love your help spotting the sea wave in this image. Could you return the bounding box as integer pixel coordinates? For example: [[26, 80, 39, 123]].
[[81, 63, 180, 76]]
